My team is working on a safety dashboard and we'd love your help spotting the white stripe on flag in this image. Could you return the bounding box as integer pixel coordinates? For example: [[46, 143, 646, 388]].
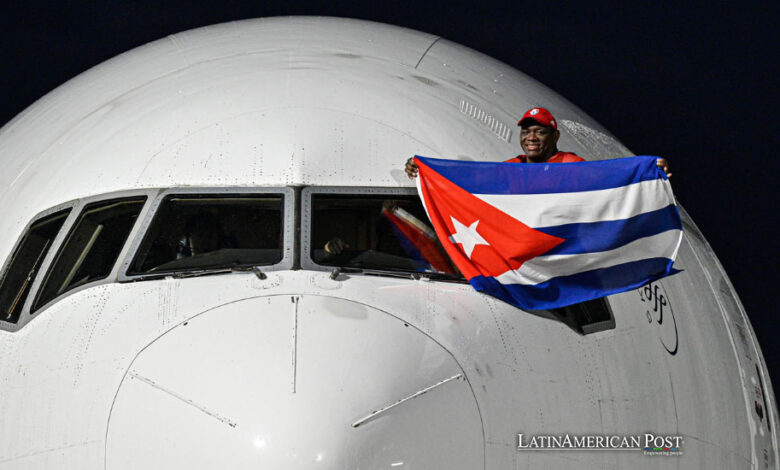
[[494, 229, 682, 286], [474, 178, 675, 228]]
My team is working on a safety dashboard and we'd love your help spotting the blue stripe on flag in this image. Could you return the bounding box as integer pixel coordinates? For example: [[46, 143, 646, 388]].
[[469, 258, 679, 310], [538, 205, 682, 255], [415, 155, 664, 195]]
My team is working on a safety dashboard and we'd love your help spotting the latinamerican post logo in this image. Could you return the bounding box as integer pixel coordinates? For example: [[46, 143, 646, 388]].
[[517, 433, 684, 456]]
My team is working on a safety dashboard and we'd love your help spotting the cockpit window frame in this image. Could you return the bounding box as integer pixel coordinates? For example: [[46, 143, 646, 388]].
[[117, 186, 295, 283], [31, 196, 149, 313], [0, 203, 75, 332], [301, 186, 440, 273], [21, 189, 157, 322], [2, 187, 293, 332], [0, 189, 157, 332]]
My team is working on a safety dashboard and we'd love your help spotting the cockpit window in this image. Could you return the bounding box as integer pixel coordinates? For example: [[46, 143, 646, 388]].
[[33, 198, 146, 311], [0, 209, 71, 323], [309, 194, 457, 275], [552, 298, 615, 334], [127, 194, 283, 276]]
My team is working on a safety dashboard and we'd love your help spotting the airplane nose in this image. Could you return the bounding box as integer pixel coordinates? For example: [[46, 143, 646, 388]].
[[106, 295, 484, 469]]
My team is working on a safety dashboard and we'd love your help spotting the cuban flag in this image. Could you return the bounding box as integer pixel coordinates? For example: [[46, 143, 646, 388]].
[[414, 155, 682, 310], [381, 205, 457, 274]]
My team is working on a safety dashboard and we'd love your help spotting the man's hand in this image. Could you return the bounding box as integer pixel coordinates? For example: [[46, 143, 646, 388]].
[[656, 158, 672, 178], [324, 238, 349, 255], [405, 157, 419, 179]]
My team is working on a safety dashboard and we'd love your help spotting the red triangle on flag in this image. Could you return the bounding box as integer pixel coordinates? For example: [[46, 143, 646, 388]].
[[416, 158, 565, 280]]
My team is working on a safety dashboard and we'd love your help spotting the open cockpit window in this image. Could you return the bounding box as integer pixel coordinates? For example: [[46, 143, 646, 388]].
[[33, 198, 146, 311], [0, 209, 71, 323], [127, 194, 284, 276], [304, 190, 459, 278], [552, 297, 615, 334]]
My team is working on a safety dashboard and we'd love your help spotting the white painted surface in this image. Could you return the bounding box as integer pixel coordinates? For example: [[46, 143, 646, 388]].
[[106, 295, 482, 468]]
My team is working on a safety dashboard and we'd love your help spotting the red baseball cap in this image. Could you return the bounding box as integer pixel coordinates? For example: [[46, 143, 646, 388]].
[[518, 107, 557, 130]]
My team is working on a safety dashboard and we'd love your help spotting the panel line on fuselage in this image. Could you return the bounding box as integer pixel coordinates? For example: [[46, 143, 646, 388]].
[[128, 370, 238, 428]]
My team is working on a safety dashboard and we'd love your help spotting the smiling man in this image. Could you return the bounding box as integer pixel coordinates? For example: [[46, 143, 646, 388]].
[[405, 107, 672, 177], [506, 107, 583, 163]]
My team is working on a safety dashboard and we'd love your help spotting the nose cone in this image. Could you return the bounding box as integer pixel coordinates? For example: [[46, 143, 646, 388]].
[[106, 295, 483, 469]]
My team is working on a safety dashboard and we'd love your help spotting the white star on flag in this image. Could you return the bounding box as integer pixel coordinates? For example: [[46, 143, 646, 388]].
[[449, 216, 489, 259]]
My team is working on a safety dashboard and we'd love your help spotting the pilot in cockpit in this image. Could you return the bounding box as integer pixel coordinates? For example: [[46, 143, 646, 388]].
[[176, 212, 235, 259], [317, 199, 456, 274], [321, 201, 407, 257]]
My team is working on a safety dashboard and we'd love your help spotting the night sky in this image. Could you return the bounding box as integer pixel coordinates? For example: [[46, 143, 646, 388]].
[[2, 2, 778, 380]]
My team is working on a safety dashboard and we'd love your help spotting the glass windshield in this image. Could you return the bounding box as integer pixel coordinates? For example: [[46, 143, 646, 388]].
[[34, 198, 146, 310], [128, 194, 283, 275], [310, 194, 457, 274], [0, 209, 71, 323]]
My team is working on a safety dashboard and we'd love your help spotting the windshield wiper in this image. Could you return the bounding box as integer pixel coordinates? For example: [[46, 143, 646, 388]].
[[171, 265, 271, 279], [128, 265, 266, 281], [329, 266, 414, 280], [363, 269, 422, 280], [170, 267, 236, 279], [329, 266, 464, 282], [418, 272, 465, 282]]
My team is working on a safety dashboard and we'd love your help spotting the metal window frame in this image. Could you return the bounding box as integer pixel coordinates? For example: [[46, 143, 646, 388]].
[[2, 186, 295, 332], [0, 203, 75, 332], [579, 299, 616, 334], [30, 194, 152, 314], [117, 186, 295, 283], [551, 297, 616, 335], [0, 189, 156, 332], [300, 186, 419, 272], [24, 190, 157, 320]]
